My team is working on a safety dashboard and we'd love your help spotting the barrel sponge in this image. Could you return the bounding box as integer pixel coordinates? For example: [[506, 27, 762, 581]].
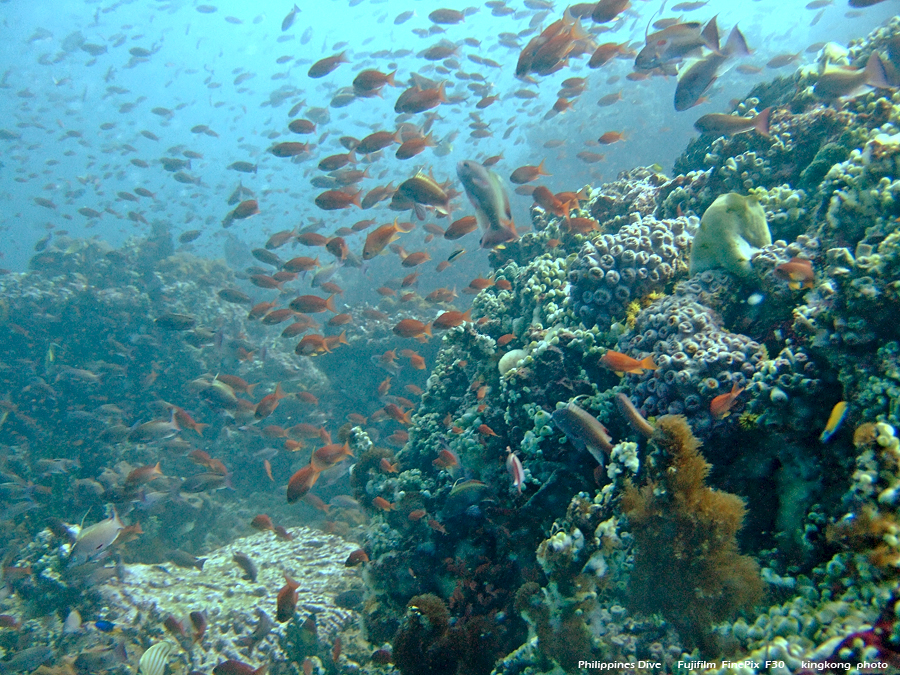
[[689, 193, 771, 278]]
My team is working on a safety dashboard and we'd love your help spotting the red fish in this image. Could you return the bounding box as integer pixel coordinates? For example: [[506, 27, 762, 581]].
[[364, 219, 412, 260], [255, 383, 286, 420], [384, 403, 412, 426], [276, 574, 300, 622], [773, 257, 814, 290], [432, 448, 459, 471], [311, 443, 353, 472], [295, 334, 331, 356], [392, 319, 432, 339], [213, 661, 267, 675], [372, 496, 394, 511], [282, 256, 320, 273], [345, 549, 370, 566], [250, 514, 274, 531], [433, 309, 472, 330], [125, 462, 163, 486], [261, 309, 297, 325], [710, 382, 744, 419], [325, 237, 349, 261], [444, 215, 478, 240], [599, 350, 657, 375], [286, 464, 320, 502], [232, 199, 260, 219], [308, 51, 349, 78], [509, 159, 551, 184], [289, 295, 336, 313], [315, 189, 361, 211], [270, 142, 308, 157]]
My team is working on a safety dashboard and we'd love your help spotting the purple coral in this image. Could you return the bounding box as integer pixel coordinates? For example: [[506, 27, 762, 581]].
[[616, 273, 767, 437], [569, 215, 695, 328]]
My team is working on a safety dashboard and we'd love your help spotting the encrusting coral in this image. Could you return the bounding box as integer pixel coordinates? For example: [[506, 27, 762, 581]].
[[620, 414, 764, 651]]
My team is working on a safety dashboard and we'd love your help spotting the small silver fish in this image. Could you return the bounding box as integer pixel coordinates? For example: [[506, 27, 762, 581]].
[[456, 159, 517, 249], [281, 4, 300, 31], [70, 510, 125, 566]]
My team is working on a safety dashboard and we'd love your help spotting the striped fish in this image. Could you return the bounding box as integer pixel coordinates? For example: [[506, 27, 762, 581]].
[[139, 642, 177, 675]]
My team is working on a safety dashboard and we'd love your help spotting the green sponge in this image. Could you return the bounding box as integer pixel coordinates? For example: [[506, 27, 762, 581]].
[[689, 192, 771, 277]]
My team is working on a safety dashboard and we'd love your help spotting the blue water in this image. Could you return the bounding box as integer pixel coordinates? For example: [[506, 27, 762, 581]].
[[0, 0, 894, 275]]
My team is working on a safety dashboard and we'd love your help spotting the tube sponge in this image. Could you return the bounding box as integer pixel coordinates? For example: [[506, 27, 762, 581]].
[[689, 193, 771, 278]]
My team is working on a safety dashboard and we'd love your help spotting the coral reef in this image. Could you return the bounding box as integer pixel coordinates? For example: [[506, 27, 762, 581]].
[[10, 16, 900, 675]]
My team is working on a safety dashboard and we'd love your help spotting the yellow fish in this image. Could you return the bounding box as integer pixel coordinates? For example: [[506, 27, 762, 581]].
[[820, 401, 848, 442]]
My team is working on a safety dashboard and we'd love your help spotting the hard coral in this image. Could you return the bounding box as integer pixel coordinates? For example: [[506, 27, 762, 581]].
[[620, 415, 763, 652], [568, 215, 694, 329]]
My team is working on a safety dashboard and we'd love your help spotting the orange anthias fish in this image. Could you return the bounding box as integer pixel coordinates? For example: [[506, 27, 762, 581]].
[[311, 442, 353, 472], [286, 464, 320, 503], [433, 309, 472, 330], [531, 186, 568, 218], [372, 496, 394, 511], [773, 257, 814, 290], [295, 334, 331, 356], [314, 189, 362, 211], [444, 215, 478, 240], [599, 350, 658, 375], [363, 220, 411, 260], [509, 159, 551, 185], [710, 382, 744, 419], [276, 574, 301, 622], [289, 294, 336, 313], [308, 51, 349, 78], [392, 319, 432, 339], [255, 383, 286, 420]]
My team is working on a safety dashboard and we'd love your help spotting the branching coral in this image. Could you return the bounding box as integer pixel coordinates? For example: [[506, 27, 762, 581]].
[[620, 415, 764, 652]]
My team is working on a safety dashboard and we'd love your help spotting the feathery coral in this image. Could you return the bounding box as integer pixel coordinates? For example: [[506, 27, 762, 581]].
[[620, 415, 763, 652]]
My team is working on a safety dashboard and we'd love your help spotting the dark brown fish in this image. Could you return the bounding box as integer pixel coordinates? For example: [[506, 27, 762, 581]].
[[155, 313, 197, 330], [270, 142, 308, 158], [592, 0, 630, 23], [232, 552, 258, 582], [674, 27, 749, 111], [165, 550, 207, 570]]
